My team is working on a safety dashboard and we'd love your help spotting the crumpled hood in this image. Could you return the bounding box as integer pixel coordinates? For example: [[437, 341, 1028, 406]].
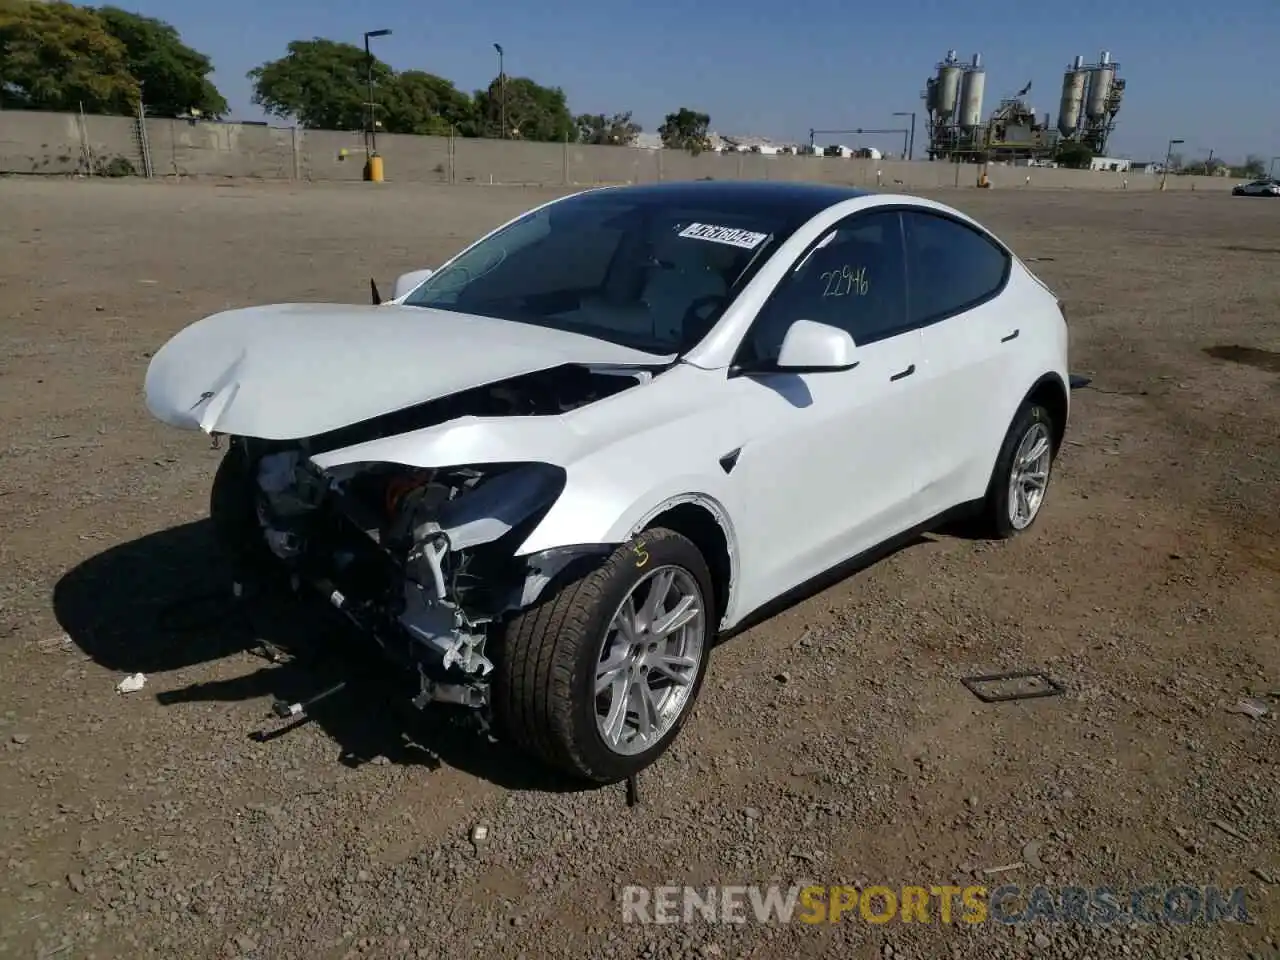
[[144, 302, 667, 440]]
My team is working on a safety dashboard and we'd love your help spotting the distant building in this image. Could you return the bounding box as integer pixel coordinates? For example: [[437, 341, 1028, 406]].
[[1089, 156, 1131, 172], [718, 135, 797, 155], [629, 130, 803, 154]]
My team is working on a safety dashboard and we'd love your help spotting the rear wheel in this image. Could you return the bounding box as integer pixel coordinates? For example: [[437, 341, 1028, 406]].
[[978, 401, 1056, 539], [492, 527, 714, 783]]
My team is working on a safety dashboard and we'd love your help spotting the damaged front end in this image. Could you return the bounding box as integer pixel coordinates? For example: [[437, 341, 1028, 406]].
[[215, 364, 641, 719]]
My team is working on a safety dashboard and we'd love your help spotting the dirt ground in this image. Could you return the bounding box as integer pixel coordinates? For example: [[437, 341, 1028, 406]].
[[0, 177, 1277, 960]]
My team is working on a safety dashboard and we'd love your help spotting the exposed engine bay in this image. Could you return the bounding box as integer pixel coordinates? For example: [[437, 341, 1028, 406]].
[[305, 361, 651, 455], [225, 363, 654, 715]]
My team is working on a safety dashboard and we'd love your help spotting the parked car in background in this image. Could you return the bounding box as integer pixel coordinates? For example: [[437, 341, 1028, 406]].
[[1232, 178, 1280, 197]]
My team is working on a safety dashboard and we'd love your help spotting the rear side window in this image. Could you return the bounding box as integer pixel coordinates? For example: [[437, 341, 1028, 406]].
[[901, 211, 1010, 326]]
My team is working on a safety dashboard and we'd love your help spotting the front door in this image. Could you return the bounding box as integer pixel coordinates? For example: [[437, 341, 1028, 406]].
[[725, 210, 931, 607]]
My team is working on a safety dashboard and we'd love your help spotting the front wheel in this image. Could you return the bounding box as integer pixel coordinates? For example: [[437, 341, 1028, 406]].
[[978, 401, 1056, 539], [492, 527, 714, 784], [209, 442, 280, 588]]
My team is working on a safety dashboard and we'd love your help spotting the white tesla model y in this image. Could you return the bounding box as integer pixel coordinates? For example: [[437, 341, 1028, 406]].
[[144, 180, 1070, 783]]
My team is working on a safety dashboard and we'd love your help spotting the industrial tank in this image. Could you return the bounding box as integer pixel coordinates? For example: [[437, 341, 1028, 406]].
[[958, 54, 985, 130], [1086, 50, 1115, 121], [1058, 56, 1087, 136], [935, 52, 962, 121], [925, 77, 939, 114]]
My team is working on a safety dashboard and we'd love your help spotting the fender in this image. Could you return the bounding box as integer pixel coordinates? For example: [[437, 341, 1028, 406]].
[[624, 491, 742, 627], [515, 468, 737, 556], [1020, 370, 1070, 445], [983, 370, 1070, 497], [508, 490, 742, 626]]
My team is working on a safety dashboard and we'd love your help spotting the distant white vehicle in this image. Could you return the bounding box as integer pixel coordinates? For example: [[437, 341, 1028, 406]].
[[1232, 178, 1280, 197], [144, 181, 1070, 784]]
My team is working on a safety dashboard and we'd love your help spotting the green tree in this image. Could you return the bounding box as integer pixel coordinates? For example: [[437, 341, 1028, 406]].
[[658, 107, 711, 153], [95, 7, 226, 118], [1054, 141, 1093, 169], [383, 70, 477, 136], [0, 0, 138, 112], [1242, 155, 1265, 178], [248, 38, 391, 130], [575, 111, 641, 145], [474, 75, 574, 141]]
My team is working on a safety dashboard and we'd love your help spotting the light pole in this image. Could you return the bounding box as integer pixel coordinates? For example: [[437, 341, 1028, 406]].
[[893, 111, 916, 161], [493, 43, 506, 139], [1160, 137, 1183, 191], [363, 28, 392, 156], [1270, 156, 1280, 178]]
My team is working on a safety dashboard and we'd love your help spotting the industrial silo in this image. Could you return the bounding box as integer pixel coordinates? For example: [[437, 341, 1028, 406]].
[[925, 77, 939, 114], [935, 51, 962, 122], [1058, 55, 1087, 137], [958, 54, 986, 130], [1086, 50, 1116, 121]]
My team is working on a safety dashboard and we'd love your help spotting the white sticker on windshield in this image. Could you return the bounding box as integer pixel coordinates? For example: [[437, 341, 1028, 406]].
[[677, 222, 769, 250]]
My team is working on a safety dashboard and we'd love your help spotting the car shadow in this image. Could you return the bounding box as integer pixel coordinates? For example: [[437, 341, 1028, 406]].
[[718, 531, 935, 642], [52, 521, 598, 795], [933, 515, 998, 542]]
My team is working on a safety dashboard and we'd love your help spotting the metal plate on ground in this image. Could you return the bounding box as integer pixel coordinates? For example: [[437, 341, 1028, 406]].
[[961, 671, 1065, 703]]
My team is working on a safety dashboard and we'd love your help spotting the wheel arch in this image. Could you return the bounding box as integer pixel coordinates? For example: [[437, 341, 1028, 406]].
[[985, 371, 1069, 498], [1023, 371, 1070, 455], [631, 494, 739, 633]]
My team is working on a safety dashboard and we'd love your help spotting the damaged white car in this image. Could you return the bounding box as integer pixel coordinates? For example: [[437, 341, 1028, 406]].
[[144, 181, 1069, 783]]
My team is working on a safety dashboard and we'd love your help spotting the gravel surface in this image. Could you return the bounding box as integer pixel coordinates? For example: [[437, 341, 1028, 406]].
[[0, 177, 1277, 960]]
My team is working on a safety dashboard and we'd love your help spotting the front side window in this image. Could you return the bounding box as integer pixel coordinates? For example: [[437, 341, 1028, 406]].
[[403, 193, 793, 355], [741, 210, 909, 364], [901, 211, 1010, 326]]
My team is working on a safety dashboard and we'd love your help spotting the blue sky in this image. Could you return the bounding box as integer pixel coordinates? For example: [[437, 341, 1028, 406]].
[[133, 0, 1279, 163]]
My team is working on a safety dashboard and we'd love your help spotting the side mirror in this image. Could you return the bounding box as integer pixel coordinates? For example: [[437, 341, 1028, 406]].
[[391, 268, 435, 301], [774, 320, 859, 373]]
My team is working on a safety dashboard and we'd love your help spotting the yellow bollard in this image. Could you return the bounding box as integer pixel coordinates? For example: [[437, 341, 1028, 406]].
[[364, 154, 385, 182]]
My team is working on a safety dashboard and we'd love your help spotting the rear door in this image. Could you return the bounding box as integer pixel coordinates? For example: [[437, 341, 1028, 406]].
[[725, 210, 931, 603], [901, 209, 1017, 513]]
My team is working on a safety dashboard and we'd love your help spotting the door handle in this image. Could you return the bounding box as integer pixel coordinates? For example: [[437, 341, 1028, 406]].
[[889, 363, 916, 382], [1000, 329, 1020, 343]]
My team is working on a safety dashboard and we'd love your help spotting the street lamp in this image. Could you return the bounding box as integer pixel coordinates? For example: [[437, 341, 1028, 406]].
[[1270, 156, 1280, 178], [493, 43, 506, 139], [363, 28, 392, 156], [1160, 138, 1183, 192], [892, 111, 916, 161]]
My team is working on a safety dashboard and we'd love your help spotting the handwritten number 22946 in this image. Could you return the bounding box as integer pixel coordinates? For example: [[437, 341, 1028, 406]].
[[820, 265, 869, 298]]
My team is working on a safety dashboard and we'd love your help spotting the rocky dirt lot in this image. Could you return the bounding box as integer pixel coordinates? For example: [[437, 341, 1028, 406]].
[[0, 177, 1277, 960]]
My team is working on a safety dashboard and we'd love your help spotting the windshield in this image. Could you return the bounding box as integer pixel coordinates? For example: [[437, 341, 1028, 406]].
[[402, 191, 794, 354]]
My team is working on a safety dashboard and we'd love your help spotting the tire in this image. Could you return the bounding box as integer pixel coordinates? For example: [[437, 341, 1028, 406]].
[[209, 442, 279, 588], [978, 401, 1056, 539], [492, 527, 715, 784]]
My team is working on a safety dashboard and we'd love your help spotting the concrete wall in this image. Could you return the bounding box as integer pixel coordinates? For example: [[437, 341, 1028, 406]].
[[0, 109, 1236, 193], [0, 110, 143, 175]]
